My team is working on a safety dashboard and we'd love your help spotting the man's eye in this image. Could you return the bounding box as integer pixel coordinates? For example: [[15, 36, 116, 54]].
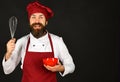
[[40, 17, 43, 19], [31, 17, 36, 19]]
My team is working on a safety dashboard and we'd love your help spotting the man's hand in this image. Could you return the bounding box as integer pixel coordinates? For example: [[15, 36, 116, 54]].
[[5, 38, 16, 61], [44, 61, 64, 72]]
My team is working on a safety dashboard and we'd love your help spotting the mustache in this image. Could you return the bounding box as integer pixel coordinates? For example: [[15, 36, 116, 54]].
[[31, 23, 44, 27]]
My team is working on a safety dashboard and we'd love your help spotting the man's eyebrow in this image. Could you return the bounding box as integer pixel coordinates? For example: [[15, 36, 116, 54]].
[[31, 14, 44, 17], [31, 14, 36, 17], [39, 14, 44, 16]]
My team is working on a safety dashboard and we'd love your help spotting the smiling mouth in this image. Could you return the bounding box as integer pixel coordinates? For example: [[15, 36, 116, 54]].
[[34, 25, 41, 29], [34, 25, 40, 27]]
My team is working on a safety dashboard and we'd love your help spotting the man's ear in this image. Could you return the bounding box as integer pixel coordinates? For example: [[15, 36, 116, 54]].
[[46, 21, 48, 25]]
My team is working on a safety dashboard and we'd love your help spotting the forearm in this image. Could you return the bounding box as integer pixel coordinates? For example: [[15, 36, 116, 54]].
[[2, 56, 16, 74], [2, 51, 21, 74], [58, 65, 64, 72], [5, 52, 12, 61]]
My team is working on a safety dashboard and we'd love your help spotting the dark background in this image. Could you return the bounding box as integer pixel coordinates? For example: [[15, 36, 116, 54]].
[[0, 0, 119, 82]]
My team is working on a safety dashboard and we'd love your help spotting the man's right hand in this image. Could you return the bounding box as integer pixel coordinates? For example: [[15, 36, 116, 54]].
[[5, 38, 16, 61]]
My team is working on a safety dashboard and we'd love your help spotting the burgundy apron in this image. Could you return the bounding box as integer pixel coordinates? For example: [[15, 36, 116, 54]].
[[22, 34, 57, 82]]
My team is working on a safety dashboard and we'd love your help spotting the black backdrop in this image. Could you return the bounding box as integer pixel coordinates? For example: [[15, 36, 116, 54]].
[[0, 0, 119, 82]]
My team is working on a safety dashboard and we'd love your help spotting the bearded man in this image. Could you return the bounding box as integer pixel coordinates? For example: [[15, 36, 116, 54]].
[[2, 1, 75, 82]]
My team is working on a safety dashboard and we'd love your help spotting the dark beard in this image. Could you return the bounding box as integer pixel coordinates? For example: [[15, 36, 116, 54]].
[[30, 23, 47, 38]]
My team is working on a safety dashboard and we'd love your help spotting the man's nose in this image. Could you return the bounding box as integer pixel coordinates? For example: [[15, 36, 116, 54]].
[[35, 18, 40, 23]]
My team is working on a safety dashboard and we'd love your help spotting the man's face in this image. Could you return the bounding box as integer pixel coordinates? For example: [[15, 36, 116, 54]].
[[29, 13, 48, 38]]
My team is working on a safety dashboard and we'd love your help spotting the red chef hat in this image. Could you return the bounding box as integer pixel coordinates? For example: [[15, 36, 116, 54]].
[[26, 1, 54, 20]]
